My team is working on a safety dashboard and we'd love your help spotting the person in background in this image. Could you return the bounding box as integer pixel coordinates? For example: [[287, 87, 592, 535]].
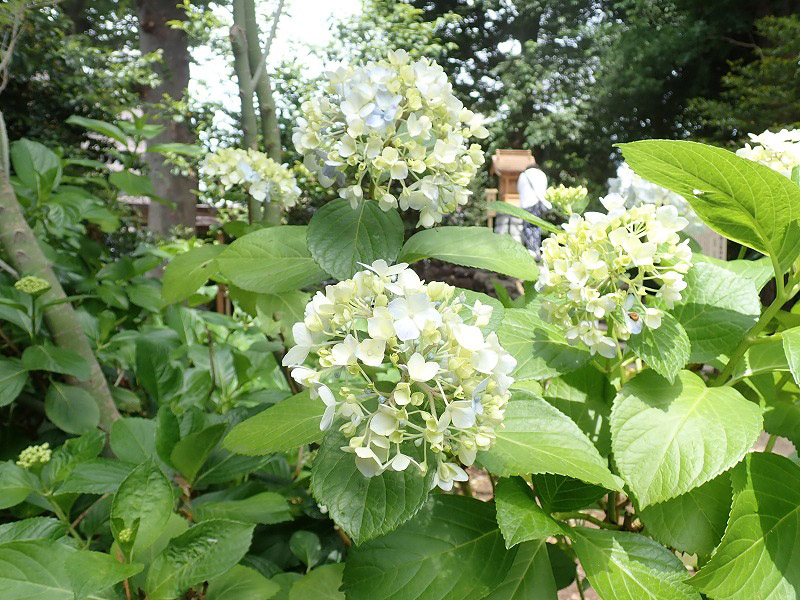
[[495, 164, 549, 256]]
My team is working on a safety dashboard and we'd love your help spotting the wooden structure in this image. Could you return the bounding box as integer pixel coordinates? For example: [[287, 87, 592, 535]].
[[121, 196, 219, 233], [486, 149, 537, 229]]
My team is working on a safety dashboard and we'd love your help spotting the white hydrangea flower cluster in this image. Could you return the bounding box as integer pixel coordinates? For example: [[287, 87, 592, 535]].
[[608, 162, 704, 236], [292, 50, 489, 228], [202, 148, 301, 209], [544, 184, 589, 217], [282, 260, 516, 491], [535, 194, 693, 358], [736, 128, 800, 178]]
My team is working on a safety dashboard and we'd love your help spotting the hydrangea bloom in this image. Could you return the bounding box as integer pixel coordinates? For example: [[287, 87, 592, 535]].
[[608, 163, 704, 236], [535, 194, 693, 357], [282, 260, 516, 491], [736, 128, 800, 178], [544, 184, 589, 217], [292, 50, 488, 228], [202, 148, 301, 209]]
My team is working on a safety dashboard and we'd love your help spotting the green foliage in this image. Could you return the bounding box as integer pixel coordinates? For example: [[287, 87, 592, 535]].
[[494, 477, 563, 548]]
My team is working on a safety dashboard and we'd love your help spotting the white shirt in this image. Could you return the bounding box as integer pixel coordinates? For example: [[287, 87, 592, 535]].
[[517, 168, 550, 210]]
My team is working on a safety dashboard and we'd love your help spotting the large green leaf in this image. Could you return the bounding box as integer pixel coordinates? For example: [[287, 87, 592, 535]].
[[307, 198, 404, 279], [782, 326, 800, 385], [0, 517, 66, 544], [21, 344, 90, 381], [533, 473, 607, 514], [626, 311, 690, 383], [170, 424, 225, 483], [193, 491, 292, 524], [207, 564, 279, 600], [110, 417, 156, 463], [398, 226, 538, 280], [0, 540, 128, 600], [310, 431, 433, 545], [135, 331, 182, 403], [289, 564, 345, 600], [494, 477, 563, 548], [638, 473, 731, 557], [145, 519, 255, 600], [343, 495, 515, 600], [572, 527, 700, 600], [10, 138, 62, 193], [217, 226, 328, 294], [58, 458, 135, 495], [497, 308, 590, 381], [620, 140, 800, 271], [162, 244, 225, 305], [479, 390, 623, 491], [40, 430, 105, 487], [484, 539, 558, 600], [223, 390, 325, 455], [728, 338, 789, 384], [44, 382, 100, 434], [668, 262, 761, 363], [0, 461, 35, 509], [542, 365, 612, 455], [111, 458, 173, 553], [65, 549, 143, 600], [610, 370, 762, 507], [0, 357, 28, 407], [66, 115, 129, 145], [485, 201, 561, 234], [691, 452, 800, 600]]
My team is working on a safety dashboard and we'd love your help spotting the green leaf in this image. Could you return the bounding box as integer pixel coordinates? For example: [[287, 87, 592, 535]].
[[484, 539, 558, 600], [728, 338, 790, 384], [638, 473, 731, 557], [44, 382, 100, 434], [310, 430, 433, 545], [0, 517, 66, 544], [66, 115, 129, 145], [543, 365, 612, 455], [399, 226, 538, 280], [40, 430, 105, 486], [217, 226, 328, 294], [572, 527, 701, 600], [110, 417, 156, 463], [162, 245, 225, 304], [289, 530, 322, 569], [289, 564, 345, 600], [497, 308, 590, 381], [145, 519, 255, 600], [0, 461, 35, 509], [207, 564, 279, 600], [109, 170, 174, 207], [170, 423, 225, 483], [610, 370, 762, 507], [255, 290, 311, 341], [127, 280, 163, 312], [620, 140, 800, 271], [111, 458, 173, 553], [479, 389, 623, 491], [147, 142, 203, 156], [65, 549, 143, 600], [532, 473, 607, 514], [0, 357, 28, 407], [193, 491, 292, 524], [486, 201, 561, 234], [58, 458, 135, 495], [307, 198, 404, 279], [627, 311, 690, 383], [136, 331, 182, 403], [669, 262, 761, 363], [22, 344, 90, 381], [782, 326, 800, 385], [343, 495, 515, 600], [223, 390, 325, 455], [495, 477, 564, 548], [692, 452, 800, 599], [10, 138, 61, 192], [0, 540, 119, 600]]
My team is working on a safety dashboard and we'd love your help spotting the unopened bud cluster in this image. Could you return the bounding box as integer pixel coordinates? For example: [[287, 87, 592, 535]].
[[202, 147, 301, 208], [282, 260, 516, 491], [535, 194, 693, 358], [544, 184, 588, 216], [293, 50, 488, 228], [16, 443, 51, 469], [14, 276, 51, 296]]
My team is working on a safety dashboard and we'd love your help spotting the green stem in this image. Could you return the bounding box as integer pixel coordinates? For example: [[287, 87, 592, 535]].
[[46, 495, 85, 544], [764, 434, 777, 453], [607, 491, 619, 526], [553, 511, 621, 530]]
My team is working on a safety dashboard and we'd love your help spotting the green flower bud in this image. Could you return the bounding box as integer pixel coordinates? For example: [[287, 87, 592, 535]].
[[14, 276, 51, 296]]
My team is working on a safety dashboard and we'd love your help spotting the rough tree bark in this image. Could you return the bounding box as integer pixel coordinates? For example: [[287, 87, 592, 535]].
[[0, 112, 121, 430], [135, 0, 197, 236]]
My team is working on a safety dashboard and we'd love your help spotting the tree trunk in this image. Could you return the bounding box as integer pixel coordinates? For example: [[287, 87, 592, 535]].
[[135, 0, 197, 236], [0, 113, 121, 430], [243, 0, 282, 161]]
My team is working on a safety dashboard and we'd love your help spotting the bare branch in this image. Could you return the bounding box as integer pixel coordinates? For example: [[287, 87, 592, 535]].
[[250, 0, 285, 89]]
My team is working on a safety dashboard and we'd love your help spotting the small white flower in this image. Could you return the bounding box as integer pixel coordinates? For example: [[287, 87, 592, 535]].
[[355, 338, 386, 367], [407, 352, 439, 382]]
